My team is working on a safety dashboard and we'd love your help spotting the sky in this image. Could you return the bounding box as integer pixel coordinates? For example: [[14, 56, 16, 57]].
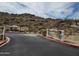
[[0, 2, 79, 19]]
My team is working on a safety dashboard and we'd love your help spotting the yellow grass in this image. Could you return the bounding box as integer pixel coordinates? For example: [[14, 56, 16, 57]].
[[65, 35, 79, 44]]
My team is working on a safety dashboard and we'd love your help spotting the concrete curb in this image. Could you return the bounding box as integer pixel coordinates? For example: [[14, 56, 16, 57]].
[[41, 35, 79, 48], [0, 37, 10, 47]]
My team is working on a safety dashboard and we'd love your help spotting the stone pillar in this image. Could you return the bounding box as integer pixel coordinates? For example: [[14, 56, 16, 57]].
[[3, 26, 5, 40], [60, 30, 64, 41], [46, 28, 49, 37]]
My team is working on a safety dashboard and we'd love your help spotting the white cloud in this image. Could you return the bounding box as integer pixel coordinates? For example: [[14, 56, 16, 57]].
[[68, 11, 79, 19], [0, 2, 77, 19]]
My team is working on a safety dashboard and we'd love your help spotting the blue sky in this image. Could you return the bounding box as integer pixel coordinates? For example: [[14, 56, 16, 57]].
[[0, 2, 79, 19]]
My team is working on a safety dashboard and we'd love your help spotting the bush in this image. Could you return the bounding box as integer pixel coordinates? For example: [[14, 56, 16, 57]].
[[0, 35, 6, 40]]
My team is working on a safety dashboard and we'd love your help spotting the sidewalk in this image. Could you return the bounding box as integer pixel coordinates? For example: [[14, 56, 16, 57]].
[[0, 37, 10, 47], [43, 36, 79, 48], [0, 40, 6, 45]]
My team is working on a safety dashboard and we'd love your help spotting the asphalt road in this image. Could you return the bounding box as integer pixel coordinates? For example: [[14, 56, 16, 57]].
[[0, 32, 79, 56]]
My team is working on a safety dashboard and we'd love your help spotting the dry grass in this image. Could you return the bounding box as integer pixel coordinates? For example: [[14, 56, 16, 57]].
[[65, 35, 79, 44]]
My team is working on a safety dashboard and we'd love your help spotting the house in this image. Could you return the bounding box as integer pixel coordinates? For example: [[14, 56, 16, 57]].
[[6, 25, 19, 31]]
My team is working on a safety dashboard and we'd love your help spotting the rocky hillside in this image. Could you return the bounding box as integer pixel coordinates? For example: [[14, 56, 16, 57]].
[[0, 12, 79, 34]]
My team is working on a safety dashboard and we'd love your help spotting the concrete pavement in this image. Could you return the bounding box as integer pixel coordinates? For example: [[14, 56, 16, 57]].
[[0, 33, 79, 56]]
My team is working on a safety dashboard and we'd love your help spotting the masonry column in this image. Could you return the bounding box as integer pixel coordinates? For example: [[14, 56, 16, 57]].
[[3, 26, 5, 40], [60, 30, 64, 41], [46, 28, 49, 37]]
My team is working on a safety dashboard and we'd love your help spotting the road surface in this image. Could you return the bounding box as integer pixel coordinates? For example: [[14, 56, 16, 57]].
[[0, 32, 79, 56]]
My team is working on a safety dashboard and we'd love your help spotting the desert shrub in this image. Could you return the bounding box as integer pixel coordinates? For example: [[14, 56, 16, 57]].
[[0, 35, 6, 40]]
